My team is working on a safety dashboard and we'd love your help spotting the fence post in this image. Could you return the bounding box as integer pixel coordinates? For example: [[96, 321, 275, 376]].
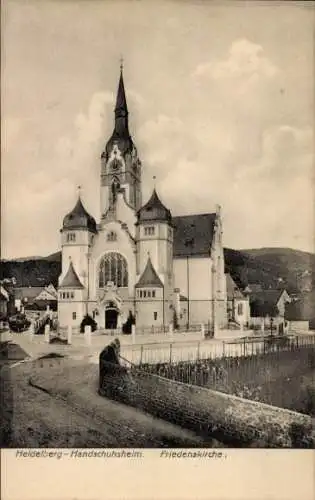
[[132, 324, 136, 345], [169, 343, 173, 364], [296, 336, 299, 349], [197, 342, 200, 360], [222, 341, 225, 358], [84, 325, 91, 346], [140, 345, 143, 366], [243, 337, 246, 357], [67, 325, 72, 345], [44, 324, 50, 343]]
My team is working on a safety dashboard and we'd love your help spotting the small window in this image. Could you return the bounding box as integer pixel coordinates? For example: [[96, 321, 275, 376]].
[[62, 292, 65, 299], [143, 290, 147, 298], [107, 231, 117, 242], [147, 290, 151, 298], [152, 290, 156, 298], [71, 292, 74, 299], [154, 312, 157, 321], [72, 312, 76, 320], [144, 226, 155, 236], [67, 233, 76, 242], [140, 290, 142, 298], [237, 303, 243, 316]]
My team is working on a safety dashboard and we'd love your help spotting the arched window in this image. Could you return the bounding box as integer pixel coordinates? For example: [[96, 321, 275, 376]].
[[98, 252, 128, 288]]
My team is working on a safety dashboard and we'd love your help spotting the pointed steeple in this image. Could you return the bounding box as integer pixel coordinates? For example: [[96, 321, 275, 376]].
[[115, 62, 128, 117], [113, 63, 129, 138], [104, 62, 134, 160]]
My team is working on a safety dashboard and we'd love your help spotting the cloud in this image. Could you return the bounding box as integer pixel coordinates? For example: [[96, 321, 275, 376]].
[[193, 38, 278, 82]]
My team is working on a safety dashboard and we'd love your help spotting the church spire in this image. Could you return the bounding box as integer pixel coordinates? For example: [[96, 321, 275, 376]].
[[114, 61, 129, 133]]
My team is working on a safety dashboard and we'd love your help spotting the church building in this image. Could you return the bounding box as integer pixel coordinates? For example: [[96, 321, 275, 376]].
[[58, 66, 227, 333]]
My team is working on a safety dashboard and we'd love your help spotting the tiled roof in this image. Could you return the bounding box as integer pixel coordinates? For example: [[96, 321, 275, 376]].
[[135, 256, 163, 288], [63, 197, 97, 234], [59, 261, 84, 289], [249, 290, 284, 307], [226, 273, 245, 300], [172, 213, 216, 257], [15, 287, 45, 300], [137, 189, 172, 224]]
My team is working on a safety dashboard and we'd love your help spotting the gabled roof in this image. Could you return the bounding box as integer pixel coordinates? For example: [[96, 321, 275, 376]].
[[135, 256, 163, 288], [59, 261, 84, 289], [137, 189, 172, 225], [249, 289, 286, 307], [226, 273, 245, 300], [62, 196, 97, 234], [15, 287, 45, 300], [172, 213, 216, 257], [249, 289, 289, 317]]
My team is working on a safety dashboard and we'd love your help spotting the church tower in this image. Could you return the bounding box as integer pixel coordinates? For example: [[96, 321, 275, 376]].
[[100, 64, 142, 217], [135, 188, 174, 326]]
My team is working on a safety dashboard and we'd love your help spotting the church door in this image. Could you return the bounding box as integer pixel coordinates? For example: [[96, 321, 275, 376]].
[[105, 308, 118, 329]]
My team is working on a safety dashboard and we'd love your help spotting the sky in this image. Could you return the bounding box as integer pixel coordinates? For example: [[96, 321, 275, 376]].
[[1, 0, 314, 259]]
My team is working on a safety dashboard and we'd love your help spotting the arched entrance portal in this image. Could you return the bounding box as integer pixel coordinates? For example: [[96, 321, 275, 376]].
[[105, 302, 119, 329]]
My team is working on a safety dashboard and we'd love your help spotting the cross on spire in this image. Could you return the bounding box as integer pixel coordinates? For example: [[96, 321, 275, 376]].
[[77, 185, 82, 197], [120, 56, 124, 72]]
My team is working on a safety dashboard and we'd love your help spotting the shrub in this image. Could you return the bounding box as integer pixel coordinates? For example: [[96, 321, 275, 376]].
[[80, 314, 97, 333], [288, 422, 314, 449], [122, 310, 135, 334], [8, 314, 31, 332]]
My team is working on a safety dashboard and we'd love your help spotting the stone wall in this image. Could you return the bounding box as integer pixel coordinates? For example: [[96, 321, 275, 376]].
[[99, 360, 314, 448]]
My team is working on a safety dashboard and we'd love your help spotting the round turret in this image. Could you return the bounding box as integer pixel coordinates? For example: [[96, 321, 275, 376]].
[[137, 189, 172, 224], [62, 197, 97, 233]]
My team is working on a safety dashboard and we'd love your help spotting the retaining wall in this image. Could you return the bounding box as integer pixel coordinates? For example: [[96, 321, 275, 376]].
[[99, 361, 314, 448]]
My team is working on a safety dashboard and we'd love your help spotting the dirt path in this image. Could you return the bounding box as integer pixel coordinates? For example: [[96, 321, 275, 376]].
[[1, 357, 221, 448]]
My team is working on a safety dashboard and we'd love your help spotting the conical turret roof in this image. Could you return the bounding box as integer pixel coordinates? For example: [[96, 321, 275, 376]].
[[137, 189, 172, 224], [62, 196, 97, 233], [59, 260, 84, 289], [135, 256, 163, 288]]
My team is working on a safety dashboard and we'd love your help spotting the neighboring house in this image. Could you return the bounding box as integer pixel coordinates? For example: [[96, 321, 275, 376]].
[[285, 301, 310, 332], [15, 284, 58, 311], [285, 291, 315, 331], [226, 273, 250, 327], [249, 289, 291, 332]]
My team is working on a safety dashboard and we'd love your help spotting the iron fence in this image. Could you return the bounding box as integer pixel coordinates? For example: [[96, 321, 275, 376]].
[[137, 337, 315, 414], [124, 334, 315, 368]]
